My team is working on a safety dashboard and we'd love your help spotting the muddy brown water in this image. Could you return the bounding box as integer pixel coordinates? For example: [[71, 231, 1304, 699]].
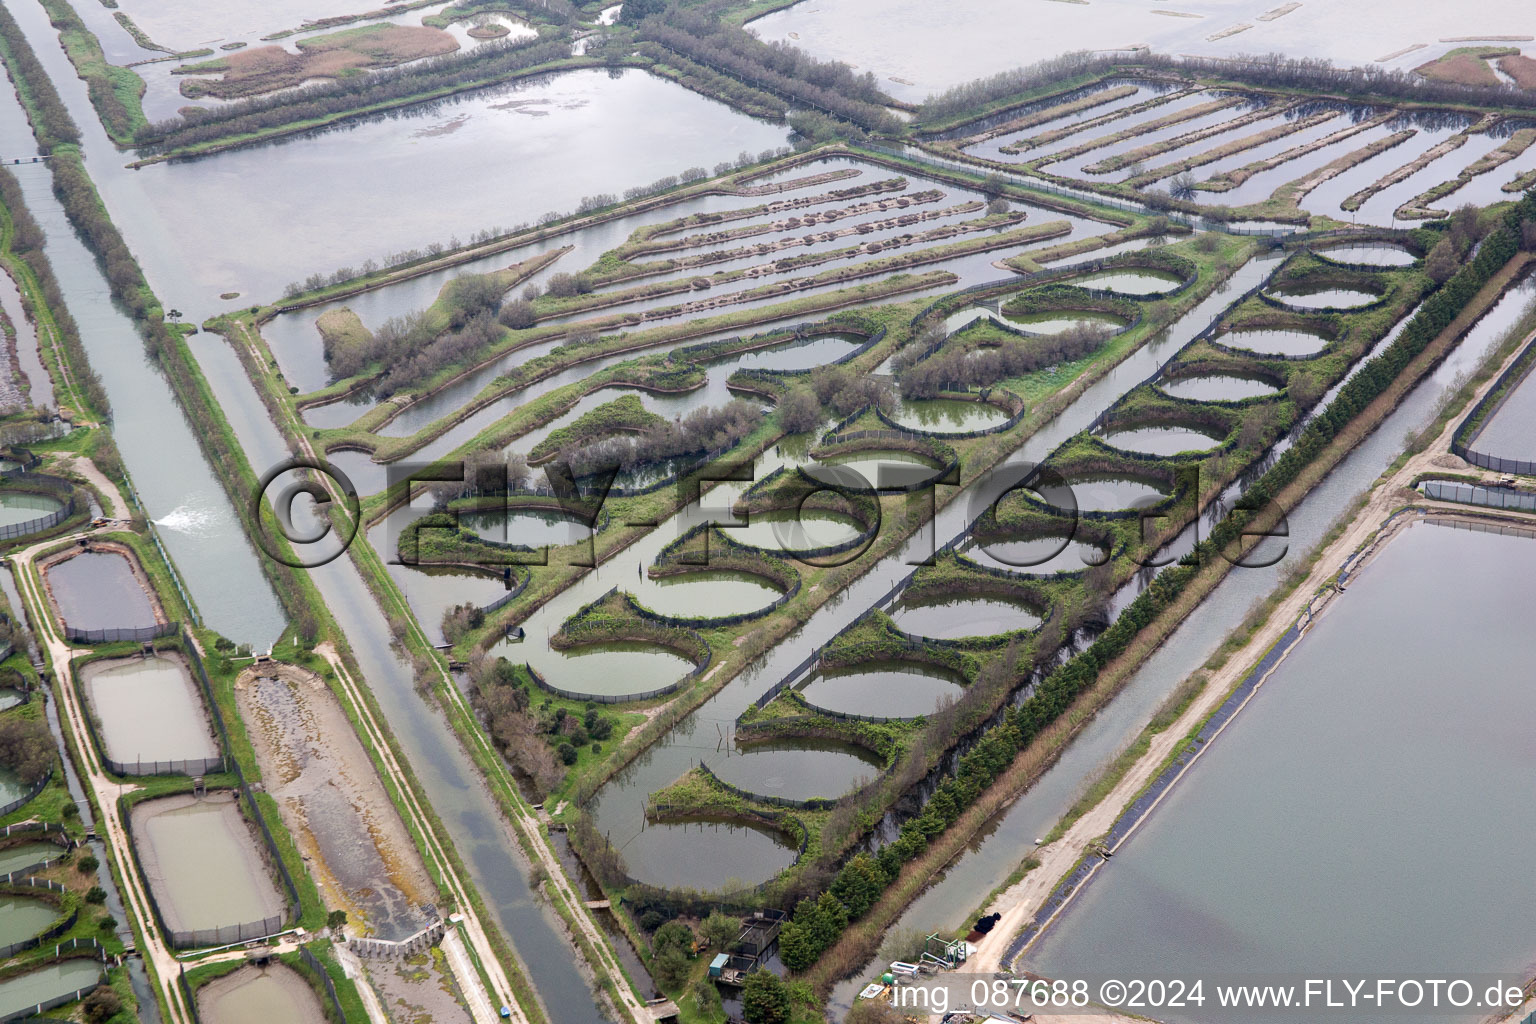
[[81, 655, 220, 769], [129, 792, 285, 935], [196, 964, 327, 1024]]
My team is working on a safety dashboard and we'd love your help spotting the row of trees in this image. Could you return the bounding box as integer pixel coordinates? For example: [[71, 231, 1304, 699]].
[[637, 11, 901, 134], [898, 322, 1115, 398], [774, 203, 1536, 975], [0, 167, 111, 417], [919, 48, 1536, 128], [777, 366, 892, 433], [632, 40, 787, 120], [0, 3, 80, 151], [140, 34, 573, 151]]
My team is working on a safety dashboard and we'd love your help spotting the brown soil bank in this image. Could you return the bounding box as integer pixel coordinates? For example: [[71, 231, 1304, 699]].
[[177, 24, 459, 99], [197, 964, 327, 1024], [235, 664, 435, 940]]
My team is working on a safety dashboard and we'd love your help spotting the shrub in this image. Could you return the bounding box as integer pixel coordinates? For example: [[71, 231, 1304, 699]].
[[741, 970, 790, 1024], [86, 886, 107, 904], [556, 742, 577, 766], [0, 717, 53, 784], [81, 986, 121, 1024], [77, 853, 100, 874]]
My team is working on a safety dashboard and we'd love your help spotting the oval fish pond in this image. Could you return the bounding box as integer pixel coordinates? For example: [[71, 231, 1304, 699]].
[[639, 570, 783, 620], [1067, 268, 1183, 295], [81, 655, 220, 771], [809, 450, 943, 490], [197, 964, 328, 1024], [0, 492, 61, 529], [800, 661, 966, 720], [708, 740, 884, 802], [730, 332, 864, 371], [1263, 283, 1380, 309], [1100, 424, 1225, 456], [1157, 374, 1282, 402], [891, 595, 1043, 640], [0, 688, 22, 712], [45, 550, 157, 633], [887, 398, 1011, 434], [1005, 310, 1129, 335], [728, 510, 865, 553], [462, 508, 591, 549], [966, 536, 1108, 575], [619, 818, 800, 892], [526, 642, 695, 699], [0, 894, 58, 948], [1054, 474, 1170, 513], [0, 842, 63, 875], [0, 961, 103, 1020], [1314, 244, 1417, 267], [1217, 328, 1331, 357]]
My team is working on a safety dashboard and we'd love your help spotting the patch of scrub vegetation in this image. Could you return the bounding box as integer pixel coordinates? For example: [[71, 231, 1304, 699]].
[[176, 24, 462, 100], [1497, 54, 1536, 90], [527, 394, 665, 464], [1413, 47, 1519, 88]]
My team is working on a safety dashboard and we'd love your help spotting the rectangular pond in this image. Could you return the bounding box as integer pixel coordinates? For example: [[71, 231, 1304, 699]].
[[1026, 517, 1536, 1022], [80, 654, 221, 774], [129, 791, 287, 941]]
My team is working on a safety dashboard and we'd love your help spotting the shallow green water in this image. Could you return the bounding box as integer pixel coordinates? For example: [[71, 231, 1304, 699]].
[[0, 492, 60, 528], [0, 960, 102, 1019], [1069, 268, 1183, 295], [0, 895, 60, 947]]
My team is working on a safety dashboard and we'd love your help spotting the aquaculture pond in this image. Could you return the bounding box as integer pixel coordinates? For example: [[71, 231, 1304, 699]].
[[708, 740, 884, 802], [0, 689, 22, 712], [1157, 373, 1282, 402], [44, 551, 158, 633], [809, 450, 943, 489], [1466, 366, 1536, 464], [730, 333, 865, 371], [462, 508, 591, 549], [890, 595, 1042, 639], [1006, 310, 1129, 335], [1028, 520, 1536, 1022], [1053, 473, 1170, 512], [0, 842, 62, 875], [1264, 283, 1380, 309], [887, 398, 1011, 433], [966, 537, 1108, 575], [1314, 243, 1418, 267], [619, 817, 799, 892], [1065, 268, 1184, 296], [197, 965, 328, 1024], [799, 661, 966, 720], [0, 492, 61, 529], [130, 792, 286, 936], [0, 960, 103, 1020], [728, 510, 865, 553], [640, 570, 782, 620], [81, 656, 219, 771], [0, 894, 58, 946], [525, 642, 694, 700], [1217, 327, 1331, 357], [1099, 424, 1225, 456]]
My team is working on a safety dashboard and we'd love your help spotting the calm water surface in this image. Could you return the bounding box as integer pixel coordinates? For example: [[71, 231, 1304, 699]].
[[1028, 520, 1536, 1022]]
